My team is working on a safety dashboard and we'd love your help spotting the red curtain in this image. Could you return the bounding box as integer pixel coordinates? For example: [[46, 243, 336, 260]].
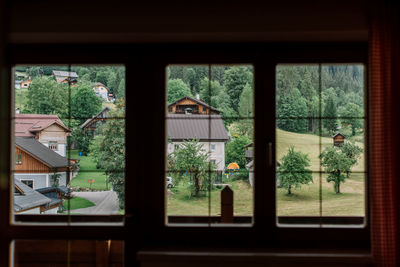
[[370, 1, 400, 266]]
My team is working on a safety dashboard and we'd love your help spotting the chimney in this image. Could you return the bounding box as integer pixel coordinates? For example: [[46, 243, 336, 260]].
[[16, 108, 20, 114], [196, 93, 200, 100]]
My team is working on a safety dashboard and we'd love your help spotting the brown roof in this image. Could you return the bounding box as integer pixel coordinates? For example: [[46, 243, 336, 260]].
[[168, 96, 220, 114], [80, 107, 110, 129], [167, 114, 229, 141], [14, 114, 70, 137]]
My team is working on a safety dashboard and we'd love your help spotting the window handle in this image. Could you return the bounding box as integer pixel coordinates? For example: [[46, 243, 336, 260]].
[[267, 141, 272, 167]]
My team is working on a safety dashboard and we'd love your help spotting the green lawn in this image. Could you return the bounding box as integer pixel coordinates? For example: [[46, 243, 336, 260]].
[[14, 88, 29, 110], [167, 129, 366, 217], [62, 197, 95, 210], [69, 150, 110, 190]]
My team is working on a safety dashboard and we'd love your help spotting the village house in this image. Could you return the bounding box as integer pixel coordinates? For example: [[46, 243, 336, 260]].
[[14, 137, 72, 190], [167, 96, 229, 173], [93, 82, 110, 101], [14, 179, 67, 215], [52, 70, 78, 85], [168, 95, 220, 115], [19, 79, 32, 89], [15, 114, 70, 157], [81, 107, 110, 137]]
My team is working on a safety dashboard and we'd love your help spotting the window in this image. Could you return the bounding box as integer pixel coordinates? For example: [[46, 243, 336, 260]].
[[11, 64, 126, 223], [210, 143, 216, 151], [21, 180, 33, 188], [15, 154, 22, 164], [165, 64, 254, 225], [48, 141, 57, 150], [276, 64, 366, 226]]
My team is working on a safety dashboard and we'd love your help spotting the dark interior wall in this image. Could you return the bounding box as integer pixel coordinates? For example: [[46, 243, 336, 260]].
[[7, 0, 368, 43]]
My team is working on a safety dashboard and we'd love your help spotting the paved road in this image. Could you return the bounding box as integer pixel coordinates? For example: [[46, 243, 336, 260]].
[[71, 191, 119, 215]]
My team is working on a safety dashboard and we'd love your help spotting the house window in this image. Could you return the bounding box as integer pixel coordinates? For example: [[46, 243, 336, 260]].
[[210, 144, 216, 151], [166, 64, 254, 225], [21, 180, 33, 188], [174, 144, 179, 150], [48, 141, 57, 150], [15, 154, 22, 165]]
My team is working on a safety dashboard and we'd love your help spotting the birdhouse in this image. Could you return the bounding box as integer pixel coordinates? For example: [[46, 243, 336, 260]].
[[332, 133, 345, 146]]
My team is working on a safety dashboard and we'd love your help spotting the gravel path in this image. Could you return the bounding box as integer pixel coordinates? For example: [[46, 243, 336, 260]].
[[71, 191, 119, 215]]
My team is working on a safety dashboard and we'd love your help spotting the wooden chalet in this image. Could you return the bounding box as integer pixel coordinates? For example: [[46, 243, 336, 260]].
[[333, 133, 345, 146], [81, 107, 110, 136], [14, 137, 72, 189], [168, 96, 220, 115]]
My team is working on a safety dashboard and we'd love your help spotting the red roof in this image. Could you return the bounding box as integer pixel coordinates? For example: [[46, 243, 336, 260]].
[[14, 114, 70, 137]]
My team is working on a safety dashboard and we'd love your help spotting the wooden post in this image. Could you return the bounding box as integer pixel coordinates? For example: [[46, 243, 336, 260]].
[[221, 185, 234, 223], [95, 240, 111, 267]]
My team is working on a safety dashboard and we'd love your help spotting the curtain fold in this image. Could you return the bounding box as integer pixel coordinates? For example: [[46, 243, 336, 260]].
[[369, 1, 400, 266]]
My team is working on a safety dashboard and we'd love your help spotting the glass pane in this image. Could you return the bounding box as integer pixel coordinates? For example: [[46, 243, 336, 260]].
[[276, 64, 366, 226], [12, 65, 125, 222], [166, 65, 254, 225]]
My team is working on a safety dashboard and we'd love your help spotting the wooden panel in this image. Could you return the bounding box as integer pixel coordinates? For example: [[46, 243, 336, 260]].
[[14, 146, 50, 172], [177, 99, 197, 105], [38, 124, 67, 144]]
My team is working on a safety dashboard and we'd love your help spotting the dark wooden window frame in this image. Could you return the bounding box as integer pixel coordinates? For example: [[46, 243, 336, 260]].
[[3, 43, 369, 267]]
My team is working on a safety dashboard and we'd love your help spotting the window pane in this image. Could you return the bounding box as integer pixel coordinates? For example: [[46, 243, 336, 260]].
[[12, 65, 125, 223], [166, 65, 254, 225], [276, 64, 366, 226]]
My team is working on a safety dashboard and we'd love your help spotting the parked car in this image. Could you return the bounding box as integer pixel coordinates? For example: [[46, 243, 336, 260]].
[[166, 177, 174, 188]]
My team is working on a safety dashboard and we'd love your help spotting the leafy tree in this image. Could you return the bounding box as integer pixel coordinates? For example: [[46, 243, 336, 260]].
[[340, 141, 363, 177], [97, 100, 125, 208], [71, 127, 92, 156], [323, 95, 338, 133], [340, 102, 363, 136], [277, 88, 308, 132], [167, 79, 192, 104], [25, 77, 68, 118], [238, 83, 254, 118], [26, 66, 41, 78], [278, 146, 313, 195], [224, 67, 253, 113], [96, 71, 109, 86], [116, 78, 126, 99], [71, 84, 102, 125], [225, 135, 251, 170], [107, 72, 118, 94], [320, 145, 353, 194], [170, 139, 214, 197], [199, 78, 223, 104]]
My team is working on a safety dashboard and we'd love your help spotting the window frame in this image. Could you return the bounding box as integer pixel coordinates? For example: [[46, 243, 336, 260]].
[[3, 44, 370, 266], [48, 141, 57, 151], [147, 43, 370, 249]]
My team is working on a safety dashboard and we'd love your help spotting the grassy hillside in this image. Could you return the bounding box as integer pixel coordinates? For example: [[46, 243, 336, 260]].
[[167, 129, 366, 217]]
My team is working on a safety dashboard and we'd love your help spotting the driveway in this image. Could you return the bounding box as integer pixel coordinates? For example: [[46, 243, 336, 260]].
[[71, 191, 119, 215]]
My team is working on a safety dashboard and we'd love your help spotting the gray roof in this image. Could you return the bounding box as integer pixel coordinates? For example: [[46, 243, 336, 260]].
[[15, 137, 69, 168], [52, 70, 78, 78], [14, 179, 51, 212], [167, 114, 229, 141]]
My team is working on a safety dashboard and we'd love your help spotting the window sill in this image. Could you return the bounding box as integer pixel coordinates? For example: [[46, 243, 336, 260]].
[[137, 248, 373, 266]]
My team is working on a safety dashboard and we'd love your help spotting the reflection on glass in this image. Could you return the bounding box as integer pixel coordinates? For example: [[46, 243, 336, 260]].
[[166, 65, 254, 224], [12, 65, 125, 219]]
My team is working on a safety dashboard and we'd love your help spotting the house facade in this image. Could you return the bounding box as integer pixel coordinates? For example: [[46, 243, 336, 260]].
[[52, 70, 78, 85], [14, 137, 71, 190], [15, 114, 70, 157], [93, 82, 109, 101], [19, 79, 32, 89], [167, 97, 229, 172], [168, 96, 220, 115], [81, 107, 110, 137]]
